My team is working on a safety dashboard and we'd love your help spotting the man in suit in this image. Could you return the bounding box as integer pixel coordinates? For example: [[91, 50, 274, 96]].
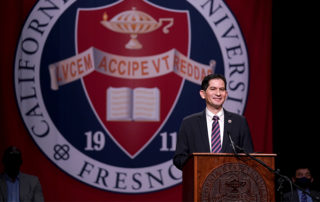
[[0, 146, 44, 202], [173, 74, 254, 170], [283, 166, 320, 202]]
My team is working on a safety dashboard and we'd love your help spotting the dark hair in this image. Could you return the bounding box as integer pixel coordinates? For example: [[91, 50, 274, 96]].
[[201, 74, 227, 91], [2, 146, 22, 166], [290, 159, 313, 177]]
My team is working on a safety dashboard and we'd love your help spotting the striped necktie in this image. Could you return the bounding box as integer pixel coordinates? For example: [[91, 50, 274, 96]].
[[211, 115, 222, 153], [301, 192, 308, 202]]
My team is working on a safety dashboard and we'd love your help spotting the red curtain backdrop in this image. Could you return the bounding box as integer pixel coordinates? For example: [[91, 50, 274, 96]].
[[227, 0, 273, 153], [0, 0, 272, 201]]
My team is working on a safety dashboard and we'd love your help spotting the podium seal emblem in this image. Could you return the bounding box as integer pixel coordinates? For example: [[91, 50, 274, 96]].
[[201, 163, 268, 202]]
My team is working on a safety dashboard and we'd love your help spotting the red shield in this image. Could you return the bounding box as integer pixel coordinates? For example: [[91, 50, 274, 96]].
[[77, 0, 189, 157]]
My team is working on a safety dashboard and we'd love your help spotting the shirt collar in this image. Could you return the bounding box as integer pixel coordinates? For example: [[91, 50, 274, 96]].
[[297, 189, 310, 194], [4, 172, 20, 182], [206, 108, 224, 120]]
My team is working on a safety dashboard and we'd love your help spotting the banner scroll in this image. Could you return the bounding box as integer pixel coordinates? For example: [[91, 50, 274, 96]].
[[49, 47, 216, 90]]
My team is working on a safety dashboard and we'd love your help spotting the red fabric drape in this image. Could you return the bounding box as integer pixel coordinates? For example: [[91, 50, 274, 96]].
[[225, 0, 273, 153]]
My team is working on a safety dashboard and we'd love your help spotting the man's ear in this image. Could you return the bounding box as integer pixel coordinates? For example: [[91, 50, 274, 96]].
[[199, 90, 205, 99]]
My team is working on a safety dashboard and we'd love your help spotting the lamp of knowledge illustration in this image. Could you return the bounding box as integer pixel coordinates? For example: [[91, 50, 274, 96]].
[[101, 7, 174, 49]]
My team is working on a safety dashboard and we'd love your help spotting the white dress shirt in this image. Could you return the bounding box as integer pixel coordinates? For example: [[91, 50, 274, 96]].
[[206, 108, 224, 151]]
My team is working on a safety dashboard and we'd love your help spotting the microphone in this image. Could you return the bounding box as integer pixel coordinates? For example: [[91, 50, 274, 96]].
[[227, 131, 238, 155]]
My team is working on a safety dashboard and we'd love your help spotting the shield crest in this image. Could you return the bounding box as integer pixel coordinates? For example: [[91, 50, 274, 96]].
[[76, 0, 190, 158]]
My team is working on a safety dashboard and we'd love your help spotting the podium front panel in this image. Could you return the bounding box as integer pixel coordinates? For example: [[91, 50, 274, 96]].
[[182, 153, 276, 202]]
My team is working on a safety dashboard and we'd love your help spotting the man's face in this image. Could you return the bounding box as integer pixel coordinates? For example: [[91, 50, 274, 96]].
[[295, 168, 312, 180], [293, 168, 314, 188], [3, 153, 22, 179], [200, 78, 228, 112]]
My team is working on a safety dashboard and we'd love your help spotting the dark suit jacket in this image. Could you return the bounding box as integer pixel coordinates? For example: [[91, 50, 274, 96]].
[[0, 172, 44, 202], [173, 109, 254, 170], [283, 189, 320, 202]]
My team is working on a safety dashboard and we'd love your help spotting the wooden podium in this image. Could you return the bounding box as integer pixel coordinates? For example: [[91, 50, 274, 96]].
[[182, 153, 276, 202]]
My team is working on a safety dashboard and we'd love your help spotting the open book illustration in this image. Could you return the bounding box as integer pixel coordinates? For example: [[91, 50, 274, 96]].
[[107, 87, 160, 121]]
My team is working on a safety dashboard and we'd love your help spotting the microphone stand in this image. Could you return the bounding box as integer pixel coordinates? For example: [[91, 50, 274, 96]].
[[230, 142, 320, 201]]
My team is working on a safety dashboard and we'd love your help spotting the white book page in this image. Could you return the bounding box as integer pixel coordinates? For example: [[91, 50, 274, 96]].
[[132, 87, 160, 121], [106, 87, 132, 121]]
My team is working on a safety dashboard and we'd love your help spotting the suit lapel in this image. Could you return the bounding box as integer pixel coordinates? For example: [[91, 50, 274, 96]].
[[0, 174, 8, 202], [198, 111, 211, 152], [19, 173, 27, 201]]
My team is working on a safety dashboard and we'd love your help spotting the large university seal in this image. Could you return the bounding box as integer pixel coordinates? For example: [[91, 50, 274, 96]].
[[14, 0, 249, 193]]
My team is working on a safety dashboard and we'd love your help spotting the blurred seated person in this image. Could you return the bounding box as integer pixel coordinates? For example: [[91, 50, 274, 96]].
[[0, 146, 44, 202], [283, 166, 320, 202]]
